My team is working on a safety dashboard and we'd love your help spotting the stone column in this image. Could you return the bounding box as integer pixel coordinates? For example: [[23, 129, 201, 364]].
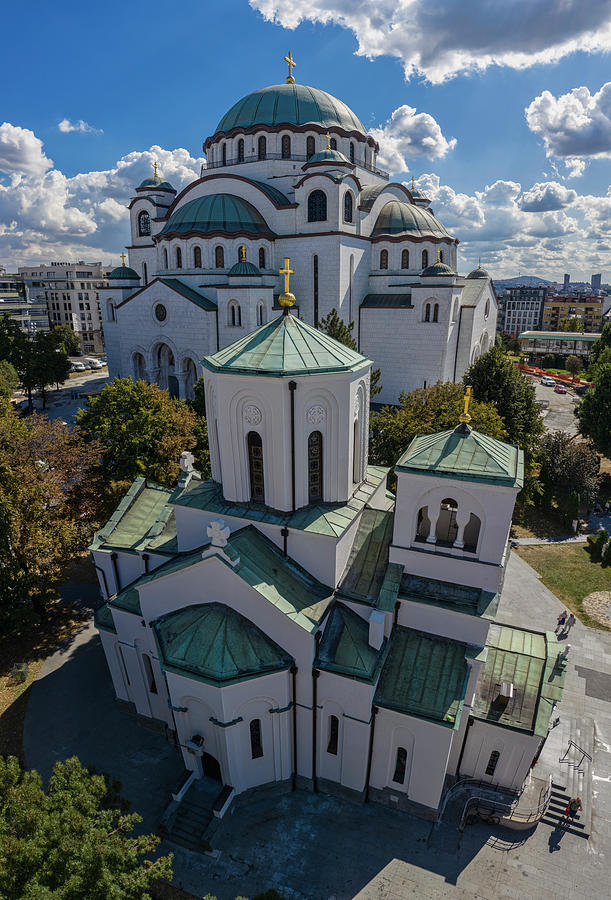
[[175, 371, 188, 400], [426, 505, 439, 544], [453, 507, 471, 550], [145, 366, 160, 385]]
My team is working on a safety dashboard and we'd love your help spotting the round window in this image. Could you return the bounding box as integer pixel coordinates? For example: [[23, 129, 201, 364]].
[[155, 303, 167, 323]]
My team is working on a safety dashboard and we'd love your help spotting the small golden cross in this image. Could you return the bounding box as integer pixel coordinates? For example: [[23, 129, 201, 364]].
[[284, 50, 296, 84], [153, 161, 158, 178], [460, 386, 472, 424], [120, 252, 127, 266], [279, 257, 294, 294], [436, 249, 441, 263], [326, 132, 331, 150], [239, 245, 247, 262]]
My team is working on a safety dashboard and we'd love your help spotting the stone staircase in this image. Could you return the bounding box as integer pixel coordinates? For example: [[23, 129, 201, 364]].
[[540, 715, 594, 837], [165, 777, 220, 853]]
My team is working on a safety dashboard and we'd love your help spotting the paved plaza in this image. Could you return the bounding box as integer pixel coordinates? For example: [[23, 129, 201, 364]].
[[25, 553, 611, 899]]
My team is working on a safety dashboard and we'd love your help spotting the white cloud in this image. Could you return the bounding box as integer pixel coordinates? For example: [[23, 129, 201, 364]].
[[250, 0, 611, 83], [525, 83, 611, 158], [520, 181, 577, 212], [0, 122, 52, 176], [564, 158, 587, 178], [58, 118, 103, 135], [370, 105, 456, 172]]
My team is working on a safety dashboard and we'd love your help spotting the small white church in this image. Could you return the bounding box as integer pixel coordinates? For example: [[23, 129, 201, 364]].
[[93, 275, 563, 819], [102, 55, 497, 405]]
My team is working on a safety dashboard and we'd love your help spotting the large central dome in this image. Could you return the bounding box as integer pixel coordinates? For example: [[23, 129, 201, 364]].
[[213, 83, 367, 137]]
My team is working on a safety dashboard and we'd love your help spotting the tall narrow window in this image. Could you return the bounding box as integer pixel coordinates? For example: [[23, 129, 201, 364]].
[[142, 654, 158, 694], [439, 249, 444, 263], [422, 249, 429, 269], [237, 138, 244, 161], [215, 246, 224, 268], [258, 247, 266, 269], [193, 246, 202, 268], [380, 249, 388, 270], [247, 431, 265, 502], [308, 190, 327, 222], [138, 211, 151, 237], [306, 136, 315, 159], [229, 302, 241, 326], [142, 262, 148, 284], [308, 431, 323, 502], [424, 303, 430, 322], [344, 192, 353, 223], [162, 248, 168, 268], [281, 135, 291, 159], [349, 142, 355, 163], [250, 718, 263, 759], [327, 715, 339, 755], [256, 303, 265, 326], [175, 247, 182, 269], [119, 646, 130, 685], [401, 249, 409, 269], [258, 136, 266, 160], [330, 137, 337, 150], [222, 143, 226, 166], [313, 254, 319, 327], [433, 303, 439, 323], [485, 750, 500, 777], [353, 418, 361, 483], [393, 747, 407, 784]]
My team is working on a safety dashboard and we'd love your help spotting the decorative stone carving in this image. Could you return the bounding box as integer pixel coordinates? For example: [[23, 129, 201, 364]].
[[306, 405, 326, 425], [243, 404, 262, 425], [180, 450, 195, 473], [207, 519, 230, 548]]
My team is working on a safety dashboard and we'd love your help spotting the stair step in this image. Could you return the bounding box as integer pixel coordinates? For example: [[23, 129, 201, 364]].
[[177, 806, 213, 825], [167, 833, 205, 853]]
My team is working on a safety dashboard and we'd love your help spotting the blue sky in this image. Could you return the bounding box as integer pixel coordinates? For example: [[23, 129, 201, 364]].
[[2, 0, 611, 280]]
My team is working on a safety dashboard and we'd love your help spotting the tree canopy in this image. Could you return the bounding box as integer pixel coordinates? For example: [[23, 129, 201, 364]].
[[0, 755, 172, 900], [576, 366, 611, 457], [51, 323, 80, 356], [0, 360, 18, 400], [369, 382, 507, 469], [0, 315, 71, 408], [565, 355, 582, 376], [318, 308, 382, 397], [537, 431, 600, 507], [590, 321, 611, 366]]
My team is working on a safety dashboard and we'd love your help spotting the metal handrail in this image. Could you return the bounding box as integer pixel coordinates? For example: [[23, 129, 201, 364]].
[[559, 739, 592, 767], [436, 777, 512, 827], [459, 774, 552, 830], [200, 154, 390, 180]]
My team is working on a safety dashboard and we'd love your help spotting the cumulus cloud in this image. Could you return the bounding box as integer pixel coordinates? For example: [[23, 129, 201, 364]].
[[0, 126, 204, 268], [251, 0, 611, 83], [520, 182, 577, 212], [370, 105, 456, 172], [564, 158, 587, 178], [525, 83, 611, 158], [58, 118, 103, 135]]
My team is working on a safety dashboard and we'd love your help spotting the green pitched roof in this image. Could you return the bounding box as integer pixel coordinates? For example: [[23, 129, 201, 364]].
[[361, 294, 413, 309], [249, 179, 292, 207], [372, 200, 452, 240], [396, 425, 524, 488], [91, 478, 177, 555], [202, 311, 370, 377], [375, 627, 469, 728], [337, 508, 394, 604], [316, 604, 386, 682], [158, 277, 216, 310], [399, 573, 499, 620], [94, 603, 116, 633], [472, 624, 566, 736], [154, 602, 292, 686], [160, 194, 274, 238]]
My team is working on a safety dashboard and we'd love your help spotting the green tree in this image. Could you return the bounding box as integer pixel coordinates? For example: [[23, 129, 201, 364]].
[[541, 353, 556, 370], [590, 321, 611, 366], [0, 414, 105, 628], [559, 316, 583, 332], [51, 323, 80, 356], [31, 332, 71, 408], [0, 317, 71, 409], [189, 377, 212, 480], [589, 346, 611, 382], [576, 367, 611, 457], [537, 431, 599, 507], [76, 378, 198, 487], [565, 355, 582, 376], [319, 308, 382, 397], [369, 382, 507, 469], [0, 755, 172, 900], [0, 360, 18, 401]]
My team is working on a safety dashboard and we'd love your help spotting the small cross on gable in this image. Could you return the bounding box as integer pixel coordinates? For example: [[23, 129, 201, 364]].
[[180, 451, 195, 473], [207, 519, 230, 548]]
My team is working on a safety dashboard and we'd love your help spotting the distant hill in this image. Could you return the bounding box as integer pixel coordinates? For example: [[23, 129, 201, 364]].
[[492, 276, 555, 288]]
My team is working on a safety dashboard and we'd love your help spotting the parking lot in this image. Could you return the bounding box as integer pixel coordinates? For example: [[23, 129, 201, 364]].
[[528, 375, 580, 435]]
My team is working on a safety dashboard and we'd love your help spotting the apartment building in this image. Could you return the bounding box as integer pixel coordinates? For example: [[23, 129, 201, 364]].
[[542, 294, 603, 333], [501, 286, 547, 336], [18, 262, 112, 354], [0, 272, 50, 334]]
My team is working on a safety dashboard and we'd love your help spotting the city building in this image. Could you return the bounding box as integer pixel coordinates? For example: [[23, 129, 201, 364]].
[[519, 330, 601, 363], [591, 273, 602, 293], [542, 294, 604, 333], [0, 272, 49, 335], [93, 283, 563, 820], [18, 262, 112, 354], [102, 62, 497, 405], [563, 274, 570, 292], [501, 286, 547, 336]]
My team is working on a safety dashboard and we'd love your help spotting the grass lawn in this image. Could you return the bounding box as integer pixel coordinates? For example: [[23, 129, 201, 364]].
[[515, 543, 611, 630]]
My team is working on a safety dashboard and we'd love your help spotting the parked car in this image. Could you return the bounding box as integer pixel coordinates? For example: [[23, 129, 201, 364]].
[[541, 375, 556, 386], [99, 356, 107, 364], [70, 362, 86, 372], [87, 359, 104, 369], [575, 383, 590, 395], [554, 383, 567, 394]]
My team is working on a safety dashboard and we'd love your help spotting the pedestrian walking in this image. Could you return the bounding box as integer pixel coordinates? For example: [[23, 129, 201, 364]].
[[555, 610, 567, 633], [565, 797, 582, 819], [563, 613, 576, 636]]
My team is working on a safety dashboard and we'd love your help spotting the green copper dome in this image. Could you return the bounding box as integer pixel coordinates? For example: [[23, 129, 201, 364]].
[[422, 260, 455, 277], [203, 311, 370, 377], [108, 265, 140, 280], [304, 148, 352, 167], [214, 83, 367, 136], [467, 266, 490, 279], [228, 260, 262, 277], [160, 194, 273, 238], [373, 201, 452, 239], [138, 175, 176, 191]]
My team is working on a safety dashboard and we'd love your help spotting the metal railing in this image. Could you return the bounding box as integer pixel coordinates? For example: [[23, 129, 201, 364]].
[[458, 775, 552, 831], [560, 740, 592, 770], [436, 777, 510, 827], [200, 154, 389, 180]]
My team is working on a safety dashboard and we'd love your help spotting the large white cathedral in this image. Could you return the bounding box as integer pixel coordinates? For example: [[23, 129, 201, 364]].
[[93, 262, 563, 823], [102, 61, 497, 405]]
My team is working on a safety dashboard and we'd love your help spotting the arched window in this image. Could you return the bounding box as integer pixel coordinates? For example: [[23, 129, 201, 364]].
[[142, 654, 158, 694], [250, 718, 263, 759], [215, 246, 224, 268], [485, 750, 500, 777], [138, 210, 151, 237], [247, 432, 265, 502], [162, 248, 168, 268], [107, 300, 116, 322], [452, 298, 459, 322], [380, 249, 389, 270], [349, 142, 355, 163], [422, 249, 429, 268], [401, 249, 409, 269], [175, 247, 182, 269], [222, 143, 226, 166], [281, 135, 291, 159], [308, 190, 327, 223], [327, 715, 339, 755], [343, 192, 353, 223], [258, 247, 266, 269], [330, 137, 337, 150], [353, 418, 361, 483], [258, 136, 266, 160], [142, 262, 148, 284], [433, 303, 439, 323], [308, 431, 323, 502], [256, 302, 265, 327], [306, 136, 316, 159], [463, 513, 481, 553], [193, 246, 202, 268], [393, 747, 408, 784], [439, 249, 444, 263], [228, 301, 241, 327], [237, 138, 244, 162], [424, 303, 431, 322], [436, 498, 458, 545]]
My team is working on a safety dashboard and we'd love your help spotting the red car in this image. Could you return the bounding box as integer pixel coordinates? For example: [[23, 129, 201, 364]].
[[554, 384, 567, 394]]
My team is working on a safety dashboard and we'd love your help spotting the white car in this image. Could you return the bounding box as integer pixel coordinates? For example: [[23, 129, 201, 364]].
[[540, 375, 556, 387], [88, 359, 104, 369], [71, 362, 86, 372]]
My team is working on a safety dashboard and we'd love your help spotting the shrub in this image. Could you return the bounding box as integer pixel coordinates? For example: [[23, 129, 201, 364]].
[[541, 354, 556, 369], [602, 540, 611, 567], [589, 529, 609, 561]]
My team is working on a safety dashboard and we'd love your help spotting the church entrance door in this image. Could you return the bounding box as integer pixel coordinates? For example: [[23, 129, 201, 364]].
[[202, 752, 222, 782]]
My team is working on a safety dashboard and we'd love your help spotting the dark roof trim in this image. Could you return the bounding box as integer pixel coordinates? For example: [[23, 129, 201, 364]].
[[203, 122, 378, 153], [162, 173, 298, 220], [128, 196, 173, 211], [371, 234, 459, 245], [358, 182, 412, 211], [114, 276, 216, 311], [294, 171, 363, 191], [361, 294, 413, 309], [154, 227, 277, 243]]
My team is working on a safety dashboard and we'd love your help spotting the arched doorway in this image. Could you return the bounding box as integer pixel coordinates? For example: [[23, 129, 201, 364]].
[[155, 343, 175, 392], [133, 352, 146, 381], [202, 752, 222, 782], [183, 357, 198, 400]]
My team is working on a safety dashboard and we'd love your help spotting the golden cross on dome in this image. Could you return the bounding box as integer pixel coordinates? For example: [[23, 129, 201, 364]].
[[284, 50, 296, 84], [326, 132, 331, 150], [477, 256, 481, 269], [436, 249, 441, 263], [120, 252, 127, 266], [153, 161, 158, 178], [239, 245, 247, 262], [411, 174, 415, 190], [278, 257, 296, 310], [459, 386, 472, 424]]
